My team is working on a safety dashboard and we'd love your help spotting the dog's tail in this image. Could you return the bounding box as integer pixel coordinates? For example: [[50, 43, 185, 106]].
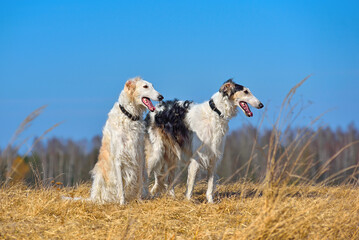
[[61, 196, 91, 202]]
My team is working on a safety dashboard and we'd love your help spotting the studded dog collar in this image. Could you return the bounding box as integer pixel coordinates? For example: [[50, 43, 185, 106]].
[[119, 104, 140, 121], [209, 99, 223, 118]]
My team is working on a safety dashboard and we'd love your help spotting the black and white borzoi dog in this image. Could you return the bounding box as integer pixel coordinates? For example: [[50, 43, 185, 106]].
[[145, 79, 263, 203]]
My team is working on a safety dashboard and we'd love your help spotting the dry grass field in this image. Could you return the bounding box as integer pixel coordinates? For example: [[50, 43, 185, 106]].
[[1, 181, 359, 239], [1, 77, 358, 239]]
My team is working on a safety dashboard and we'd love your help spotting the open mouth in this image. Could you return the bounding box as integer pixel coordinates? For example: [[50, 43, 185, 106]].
[[142, 97, 156, 112], [239, 101, 253, 117]]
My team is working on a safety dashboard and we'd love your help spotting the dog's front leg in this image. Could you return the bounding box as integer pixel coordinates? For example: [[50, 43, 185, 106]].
[[114, 160, 125, 205], [111, 132, 125, 204], [140, 154, 150, 199], [147, 135, 165, 196], [185, 158, 199, 200], [206, 166, 216, 203], [113, 142, 125, 204]]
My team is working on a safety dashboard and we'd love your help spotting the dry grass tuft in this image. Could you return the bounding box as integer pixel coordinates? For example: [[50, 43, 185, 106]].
[[1, 183, 358, 239]]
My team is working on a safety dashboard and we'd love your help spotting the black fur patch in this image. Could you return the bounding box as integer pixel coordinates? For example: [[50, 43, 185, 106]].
[[144, 112, 152, 128], [220, 79, 244, 97], [234, 84, 244, 92], [224, 79, 234, 84], [146, 99, 193, 146]]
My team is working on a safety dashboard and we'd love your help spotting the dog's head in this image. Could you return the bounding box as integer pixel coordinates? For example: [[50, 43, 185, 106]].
[[124, 77, 164, 112], [219, 79, 264, 117]]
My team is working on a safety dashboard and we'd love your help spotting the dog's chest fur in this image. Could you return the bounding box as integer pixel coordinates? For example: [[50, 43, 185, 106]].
[[98, 103, 145, 192], [109, 103, 145, 160]]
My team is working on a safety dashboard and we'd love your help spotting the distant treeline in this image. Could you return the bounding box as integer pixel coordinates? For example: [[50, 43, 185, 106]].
[[1, 124, 358, 186], [220, 123, 359, 184]]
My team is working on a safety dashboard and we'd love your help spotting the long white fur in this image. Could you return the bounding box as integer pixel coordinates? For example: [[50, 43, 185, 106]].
[[64, 77, 162, 204], [147, 82, 263, 203]]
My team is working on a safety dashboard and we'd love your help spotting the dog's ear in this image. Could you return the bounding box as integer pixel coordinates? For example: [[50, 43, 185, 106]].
[[219, 79, 235, 97], [125, 79, 136, 96]]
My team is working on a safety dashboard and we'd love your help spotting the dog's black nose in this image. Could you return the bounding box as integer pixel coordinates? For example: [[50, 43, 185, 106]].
[[258, 103, 264, 109], [158, 95, 164, 101]]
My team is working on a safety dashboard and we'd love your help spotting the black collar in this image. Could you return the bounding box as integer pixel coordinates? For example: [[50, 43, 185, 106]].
[[209, 99, 223, 118], [119, 104, 140, 121]]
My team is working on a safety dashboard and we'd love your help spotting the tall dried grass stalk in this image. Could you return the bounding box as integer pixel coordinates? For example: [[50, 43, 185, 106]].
[[1, 106, 62, 186]]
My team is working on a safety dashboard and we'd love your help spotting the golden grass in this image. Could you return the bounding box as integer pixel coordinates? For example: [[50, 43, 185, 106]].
[[2, 76, 358, 239], [1, 182, 358, 239]]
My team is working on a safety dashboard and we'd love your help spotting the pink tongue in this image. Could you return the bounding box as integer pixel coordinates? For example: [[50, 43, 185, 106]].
[[241, 102, 253, 116], [143, 98, 155, 111]]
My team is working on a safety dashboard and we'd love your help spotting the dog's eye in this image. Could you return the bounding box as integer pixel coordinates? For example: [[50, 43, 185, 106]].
[[143, 85, 148, 89], [244, 90, 249, 94]]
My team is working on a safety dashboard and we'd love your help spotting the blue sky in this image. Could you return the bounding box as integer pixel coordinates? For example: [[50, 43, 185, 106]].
[[1, 0, 358, 148]]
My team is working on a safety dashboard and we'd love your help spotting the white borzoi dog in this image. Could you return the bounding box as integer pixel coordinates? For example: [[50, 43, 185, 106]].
[[145, 79, 263, 203], [87, 77, 163, 204]]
